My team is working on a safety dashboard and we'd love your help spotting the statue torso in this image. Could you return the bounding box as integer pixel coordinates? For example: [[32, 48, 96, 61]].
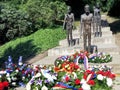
[[81, 13, 93, 31]]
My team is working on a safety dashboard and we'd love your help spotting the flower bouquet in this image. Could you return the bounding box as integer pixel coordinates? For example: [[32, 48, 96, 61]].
[[55, 51, 112, 65], [26, 62, 115, 90]]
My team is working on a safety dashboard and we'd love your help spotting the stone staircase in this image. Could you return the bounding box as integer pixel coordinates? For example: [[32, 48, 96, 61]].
[[48, 27, 120, 56]]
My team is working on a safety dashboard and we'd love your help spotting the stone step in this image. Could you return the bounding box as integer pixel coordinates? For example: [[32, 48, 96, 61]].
[[59, 35, 116, 46], [32, 54, 120, 74], [48, 44, 120, 56], [72, 31, 112, 38], [72, 27, 112, 38], [33, 55, 59, 65]]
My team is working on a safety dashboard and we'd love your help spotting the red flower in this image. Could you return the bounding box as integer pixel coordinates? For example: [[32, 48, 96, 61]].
[[78, 88, 83, 90], [103, 71, 110, 76], [109, 73, 116, 79], [87, 80, 95, 86], [69, 62, 75, 68], [75, 79, 80, 85], [73, 54, 77, 59], [83, 74, 87, 80], [3, 81, 9, 87], [0, 82, 4, 90], [74, 64, 79, 70], [65, 76, 70, 82], [54, 67, 60, 72], [96, 70, 104, 75], [86, 70, 92, 74]]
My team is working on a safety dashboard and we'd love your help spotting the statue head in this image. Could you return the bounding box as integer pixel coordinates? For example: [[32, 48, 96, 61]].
[[96, 3, 100, 9], [67, 6, 72, 14], [84, 4, 90, 15]]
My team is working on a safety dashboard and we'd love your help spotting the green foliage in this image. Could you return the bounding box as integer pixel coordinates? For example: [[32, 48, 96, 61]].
[[20, 0, 67, 28], [0, 0, 66, 43], [0, 5, 33, 41], [82, 0, 114, 12], [0, 27, 66, 64]]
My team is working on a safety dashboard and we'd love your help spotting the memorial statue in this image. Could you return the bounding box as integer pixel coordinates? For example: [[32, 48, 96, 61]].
[[80, 4, 93, 53], [93, 3, 102, 37], [63, 6, 74, 46]]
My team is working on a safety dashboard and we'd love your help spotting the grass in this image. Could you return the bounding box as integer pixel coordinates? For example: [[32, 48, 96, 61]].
[[0, 27, 66, 65]]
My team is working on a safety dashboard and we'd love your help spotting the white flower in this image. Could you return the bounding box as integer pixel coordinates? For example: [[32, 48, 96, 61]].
[[22, 76, 25, 80], [81, 79, 86, 84], [18, 62, 23, 66], [72, 72, 77, 79], [0, 71, 6, 74], [0, 75, 2, 78], [6, 73, 10, 77], [34, 73, 41, 78], [92, 59, 94, 61], [97, 74, 104, 81], [15, 69, 19, 73], [49, 67, 52, 71], [7, 77, 11, 82], [26, 82, 31, 90], [12, 82, 16, 86], [41, 85, 48, 90], [11, 76, 17, 81], [82, 83, 91, 90], [107, 78, 113, 87], [52, 75, 57, 80], [35, 87, 39, 90]]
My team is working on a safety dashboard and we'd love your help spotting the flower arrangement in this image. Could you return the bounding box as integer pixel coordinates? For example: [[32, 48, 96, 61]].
[[0, 56, 34, 89], [89, 52, 112, 63], [0, 52, 114, 90], [26, 64, 115, 90], [55, 51, 112, 65]]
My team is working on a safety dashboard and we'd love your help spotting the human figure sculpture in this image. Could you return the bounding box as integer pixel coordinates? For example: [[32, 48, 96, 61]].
[[80, 4, 93, 53], [93, 3, 102, 37], [63, 6, 74, 46]]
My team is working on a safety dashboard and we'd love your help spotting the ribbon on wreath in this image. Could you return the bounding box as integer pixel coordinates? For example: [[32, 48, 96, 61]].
[[53, 82, 78, 90], [84, 56, 89, 70]]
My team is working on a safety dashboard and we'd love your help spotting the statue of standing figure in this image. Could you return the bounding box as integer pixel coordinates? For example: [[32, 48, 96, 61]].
[[63, 6, 74, 46], [93, 3, 102, 37], [80, 4, 93, 53]]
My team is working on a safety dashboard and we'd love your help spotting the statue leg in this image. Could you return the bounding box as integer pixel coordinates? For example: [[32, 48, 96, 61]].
[[93, 20, 95, 35], [94, 23, 97, 37], [70, 28, 73, 46], [96, 23, 99, 37], [88, 31, 91, 53], [67, 29, 70, 46], [83, 32, 87, 51], [99, 21, 102, 37]]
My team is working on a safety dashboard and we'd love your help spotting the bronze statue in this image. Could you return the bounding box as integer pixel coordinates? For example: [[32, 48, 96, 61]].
[[63, 6, 74, 46], [93, 3, 102, 37], [80, 4, 93, 52]]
